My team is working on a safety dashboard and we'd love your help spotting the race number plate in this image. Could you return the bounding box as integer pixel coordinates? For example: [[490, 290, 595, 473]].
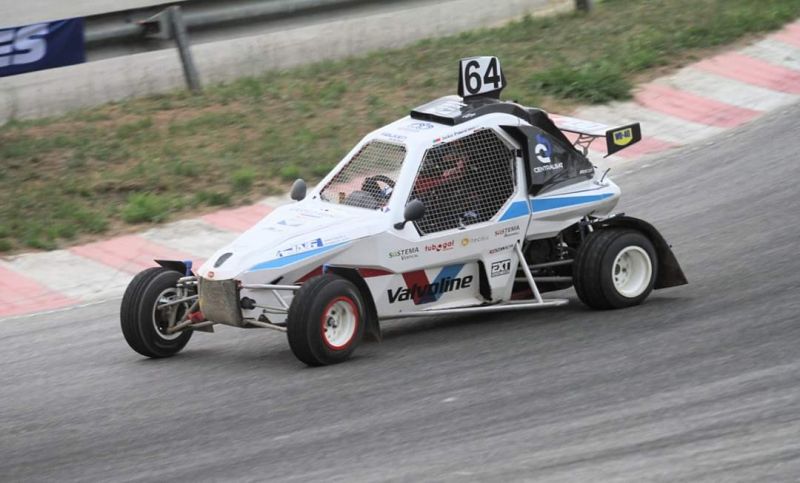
[[458, 56, 505, 99]]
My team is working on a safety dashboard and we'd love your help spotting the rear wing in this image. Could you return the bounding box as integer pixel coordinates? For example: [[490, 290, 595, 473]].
[[549, 114, 642, 157]]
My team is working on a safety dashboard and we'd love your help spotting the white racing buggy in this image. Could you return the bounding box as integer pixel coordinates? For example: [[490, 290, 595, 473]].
[[121, 57, 687, 366]]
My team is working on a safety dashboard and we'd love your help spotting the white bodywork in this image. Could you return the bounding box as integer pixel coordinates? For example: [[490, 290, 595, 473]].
[[197, 109, 620, 324]]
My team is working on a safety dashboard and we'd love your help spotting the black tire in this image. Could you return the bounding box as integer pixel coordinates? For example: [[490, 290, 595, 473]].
[[573, 229, 657, 310], [120, 267, 193, 358], [287, 275, 366, 366]]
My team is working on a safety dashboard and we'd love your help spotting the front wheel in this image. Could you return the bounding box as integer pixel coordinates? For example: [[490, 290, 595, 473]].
[[573, 229, 657, 310], [287, 275, 366, 366], [120, 267, 193, 358]]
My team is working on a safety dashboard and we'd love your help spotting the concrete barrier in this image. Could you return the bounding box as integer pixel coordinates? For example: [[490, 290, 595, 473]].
[[1, 0, 189, 28], [0, 0, 569, 123]]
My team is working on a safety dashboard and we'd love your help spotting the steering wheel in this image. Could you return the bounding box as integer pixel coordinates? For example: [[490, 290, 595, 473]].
[[361, 175, 396, 198]]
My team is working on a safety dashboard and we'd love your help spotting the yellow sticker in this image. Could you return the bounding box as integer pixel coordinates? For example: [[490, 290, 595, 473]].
[[613, 128, 633, 146]]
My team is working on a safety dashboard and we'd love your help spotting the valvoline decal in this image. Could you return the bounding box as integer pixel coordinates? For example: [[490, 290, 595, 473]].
[[387, 264, 473, 305]]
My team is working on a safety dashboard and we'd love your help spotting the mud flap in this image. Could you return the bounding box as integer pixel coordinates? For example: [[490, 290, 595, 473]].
[[592, 216, 688, 289]]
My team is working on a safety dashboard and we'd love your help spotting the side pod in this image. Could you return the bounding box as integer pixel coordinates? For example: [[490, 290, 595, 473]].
[[591, 216, 688, 289]]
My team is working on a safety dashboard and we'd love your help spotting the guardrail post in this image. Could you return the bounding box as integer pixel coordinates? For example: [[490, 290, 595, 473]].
[[576, 0, 592, 11], [167, 6, 202, 93]]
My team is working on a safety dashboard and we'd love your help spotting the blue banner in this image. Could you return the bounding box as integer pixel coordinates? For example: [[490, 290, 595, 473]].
[[0, 18, 85, 77]]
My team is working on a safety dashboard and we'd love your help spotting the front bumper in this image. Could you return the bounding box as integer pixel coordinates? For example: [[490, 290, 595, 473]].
[[198, 278, 245, 327]]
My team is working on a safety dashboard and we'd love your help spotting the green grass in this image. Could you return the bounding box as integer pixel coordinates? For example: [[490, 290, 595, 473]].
[[1, 0, 799, 253], [231, 167, 256, 191], [121, 193, 174, 223], [530, 62, 632, 104], [195, 190, 232, 207]]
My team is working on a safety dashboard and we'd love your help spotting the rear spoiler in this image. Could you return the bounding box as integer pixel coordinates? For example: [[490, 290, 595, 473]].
[[549, 114, 642, 157]]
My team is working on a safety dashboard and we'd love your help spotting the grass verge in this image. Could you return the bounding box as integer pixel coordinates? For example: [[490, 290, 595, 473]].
[[1, 0, 799, 253]]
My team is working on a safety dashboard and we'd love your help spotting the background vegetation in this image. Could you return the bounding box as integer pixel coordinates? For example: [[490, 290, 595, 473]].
[[1, 0, 799, 253]]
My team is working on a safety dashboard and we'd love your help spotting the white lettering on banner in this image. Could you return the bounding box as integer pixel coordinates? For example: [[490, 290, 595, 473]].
[[0, 23, 48, 68]]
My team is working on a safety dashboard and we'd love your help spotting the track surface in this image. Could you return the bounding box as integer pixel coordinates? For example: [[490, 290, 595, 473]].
[[2, 105, 800, 481]]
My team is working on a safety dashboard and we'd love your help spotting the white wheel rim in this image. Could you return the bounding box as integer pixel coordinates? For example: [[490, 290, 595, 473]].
[[321, 298, 358, 350], [152, 287, 185, 341], [611, 246, 652, 298]]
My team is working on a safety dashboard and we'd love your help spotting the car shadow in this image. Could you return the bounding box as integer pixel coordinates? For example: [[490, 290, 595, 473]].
[[124, 293, 692, 370], [377, 292, 692, 342]]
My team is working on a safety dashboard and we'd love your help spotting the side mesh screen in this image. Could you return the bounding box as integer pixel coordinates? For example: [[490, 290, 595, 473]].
[[410, 129, 516, 235]]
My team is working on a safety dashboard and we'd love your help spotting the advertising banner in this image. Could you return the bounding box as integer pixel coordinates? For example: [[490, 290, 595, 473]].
[[0, 19, 85, 77]]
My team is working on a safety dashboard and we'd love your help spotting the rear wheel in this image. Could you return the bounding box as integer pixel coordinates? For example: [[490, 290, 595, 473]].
[[573, 229, 657, 309], [120, 268, 193, 358], [287, 275, 366, 366]]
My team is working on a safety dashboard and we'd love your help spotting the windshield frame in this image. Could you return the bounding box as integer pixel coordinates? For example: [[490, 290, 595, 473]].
[[317, 139, 408, 211]]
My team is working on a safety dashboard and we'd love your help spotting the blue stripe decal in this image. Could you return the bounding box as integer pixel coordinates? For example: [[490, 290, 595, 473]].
[[420, 264, 464, 305], [247, 242, 349, 272], [531, 193, 613, 213], [499, 200, 530, 221]]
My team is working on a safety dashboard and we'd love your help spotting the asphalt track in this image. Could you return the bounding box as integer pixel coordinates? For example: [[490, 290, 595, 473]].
[[2, 104, 800, 482]]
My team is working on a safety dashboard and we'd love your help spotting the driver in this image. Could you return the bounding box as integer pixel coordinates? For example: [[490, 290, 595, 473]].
[[360, 174, 395, 208], [412, 140, 478, 231], [414, 145, 467, 194]]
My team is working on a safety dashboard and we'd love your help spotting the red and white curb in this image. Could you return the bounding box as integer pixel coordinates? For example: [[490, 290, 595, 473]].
[[584, 24, 800, 163], [0, 198, 287, 319], [2, 21, 800, 320]]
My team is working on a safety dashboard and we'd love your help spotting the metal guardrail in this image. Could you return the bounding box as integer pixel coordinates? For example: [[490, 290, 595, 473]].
[[82, 0, 377, 92], [86, 0, 593, 45], [1, 0, 575, 123], [85, 0, 371, 44], [83, 0, 592, 93], [0, 0, 187, 29]]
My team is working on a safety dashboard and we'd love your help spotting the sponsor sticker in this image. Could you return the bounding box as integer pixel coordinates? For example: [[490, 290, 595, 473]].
[[389, 247, 420, 261], [276, 238, 323, 258], [387, 272, 473, 304], [533, 162, 563, 174], [400, 122, 435, 132], [425, 240, 455, 252], [461, 234, 489, 247], [491, 259, 511, 277], [534, 133, 553, 164], [489, 244, 514, 254], [431, 100, 465, 116], [433, 127, 474, 144], [495, 225, 520, 238], [613, 128, 634, 146], [381, 132, 407, 141]]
